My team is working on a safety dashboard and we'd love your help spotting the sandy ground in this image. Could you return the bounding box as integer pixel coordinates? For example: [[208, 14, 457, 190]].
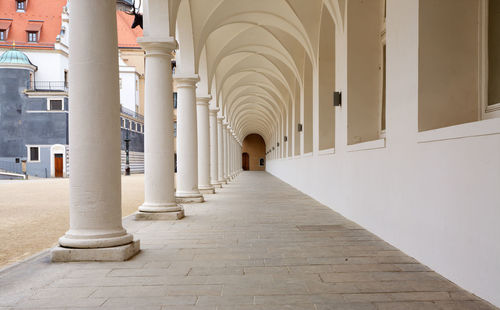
[[0, 174, 144, 268]]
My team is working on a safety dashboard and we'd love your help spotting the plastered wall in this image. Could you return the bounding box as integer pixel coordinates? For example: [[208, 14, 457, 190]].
[[267, 0, 500, 307], [242, 134, 266, 171]]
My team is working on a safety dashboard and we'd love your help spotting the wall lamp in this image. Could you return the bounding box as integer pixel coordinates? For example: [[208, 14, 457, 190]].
[[284, 136, 288, 142], [333, 91, 342, 107], [298, 123, 303, 132]]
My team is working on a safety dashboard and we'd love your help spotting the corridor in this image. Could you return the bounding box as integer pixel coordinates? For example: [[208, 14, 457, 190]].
[[0, 172, 496, 309]]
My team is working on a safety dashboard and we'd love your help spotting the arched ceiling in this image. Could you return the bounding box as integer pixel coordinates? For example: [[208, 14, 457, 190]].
[[171, 0, 341, 144]]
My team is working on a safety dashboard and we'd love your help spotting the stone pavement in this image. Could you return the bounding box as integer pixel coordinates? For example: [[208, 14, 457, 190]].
[[0, 172, 497, 310]]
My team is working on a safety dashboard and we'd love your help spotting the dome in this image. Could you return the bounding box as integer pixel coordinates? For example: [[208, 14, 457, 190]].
[[0, 49, 34, 66]]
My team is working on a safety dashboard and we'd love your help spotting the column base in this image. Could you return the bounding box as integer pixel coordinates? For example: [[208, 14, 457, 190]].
[[135, 209, 185, 221], [199, 188, 215, 194], [211, 182, 222, 188], [199, 185, 215, 194], [176, 192, 204, 203], [51, 240, 140, 262], [139, 203, 181, 213]]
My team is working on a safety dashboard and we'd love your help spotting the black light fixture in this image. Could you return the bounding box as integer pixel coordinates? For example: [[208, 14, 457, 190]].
[[117, 0, 143, 29], [124, 130, 131, 176], [277, 142, 280, 147], [284, 136, 288, 142], [333, 91, 342, 107], [298, 123, 303, 132]]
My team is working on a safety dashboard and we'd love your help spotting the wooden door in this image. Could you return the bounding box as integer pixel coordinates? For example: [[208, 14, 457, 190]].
[[54, 154, 63, 178], [242, 153, 249, 171]]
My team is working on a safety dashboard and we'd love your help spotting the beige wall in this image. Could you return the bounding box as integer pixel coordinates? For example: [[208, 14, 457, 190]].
[[242, 134, 266, 171], [418, 0, 479, 131], [318, 7, 336, 150], [347, 0, 384, 144]]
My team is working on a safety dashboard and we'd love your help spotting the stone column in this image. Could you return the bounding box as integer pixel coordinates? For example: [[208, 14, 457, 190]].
[[52, 0, 139, 262], [209, 107, 221, 188], [174, 75, 204, 203], [217, 116, 226, 184], [196, 96, 215, 194], [135, 37, 184, 220], [223, 122, 229, 181]]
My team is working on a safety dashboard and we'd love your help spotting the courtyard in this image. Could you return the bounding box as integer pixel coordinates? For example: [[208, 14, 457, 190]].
[[0, 172, 496, 309]]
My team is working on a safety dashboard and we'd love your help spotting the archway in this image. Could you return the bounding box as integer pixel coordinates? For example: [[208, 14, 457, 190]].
[[241, 134, 266, 171]]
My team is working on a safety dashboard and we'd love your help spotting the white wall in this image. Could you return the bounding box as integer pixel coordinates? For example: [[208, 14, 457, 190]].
[[119, 62, 139, 112], [23, 51, 68, 82], [267, 0, 500, 307]]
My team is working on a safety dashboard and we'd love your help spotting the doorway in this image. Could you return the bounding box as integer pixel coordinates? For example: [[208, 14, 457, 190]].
[[242, 152, 249, 171], [54, 154, 63, 177]]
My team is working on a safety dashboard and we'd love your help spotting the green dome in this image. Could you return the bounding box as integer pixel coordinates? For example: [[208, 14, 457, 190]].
[[0, 49, 34, 66]]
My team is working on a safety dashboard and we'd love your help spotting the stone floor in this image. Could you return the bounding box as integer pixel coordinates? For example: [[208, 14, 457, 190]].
[[0, 172, 497, 310]]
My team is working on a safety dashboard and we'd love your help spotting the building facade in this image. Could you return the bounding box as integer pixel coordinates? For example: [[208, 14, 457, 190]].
[[0, 0, 145, 177]]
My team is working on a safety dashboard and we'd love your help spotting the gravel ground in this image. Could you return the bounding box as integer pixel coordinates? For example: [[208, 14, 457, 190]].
[[0, 174, 145, 268]]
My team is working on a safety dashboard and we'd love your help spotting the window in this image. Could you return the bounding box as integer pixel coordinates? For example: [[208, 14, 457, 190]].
[[132, 122, 136, 131], [121, 117, 125, 128], [125, 119, 130, 129], [137, 124, 142, 133], [173, 92, 177, 109], [17, 0, 25, 11], [259, 158, 265, 166], [418, 0, 480, 131], [49, 99, 63, 111], [27, 31, 37, 42], [29, 146, 39, 162], [0, 30, 5, 41], [485, 0, 500, 118], [347, 0, 386, 144]]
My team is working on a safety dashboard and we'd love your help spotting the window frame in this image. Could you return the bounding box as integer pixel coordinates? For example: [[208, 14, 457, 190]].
[[47, 98, 64, 111], [27, 146, 40, 162], [27, 31, 38, 42], [0, 30, 6, 41], [16, 0, 26, 12], [480, 0, 500, 120]]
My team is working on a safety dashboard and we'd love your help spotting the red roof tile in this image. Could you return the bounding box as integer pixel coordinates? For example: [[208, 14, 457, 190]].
[[117, 11, 142, 49], [0, 1, 143, 50], [0, 0, 66, 49]]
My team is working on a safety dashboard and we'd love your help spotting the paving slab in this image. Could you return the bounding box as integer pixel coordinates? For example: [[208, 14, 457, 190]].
[[0, 172, 498, 309]]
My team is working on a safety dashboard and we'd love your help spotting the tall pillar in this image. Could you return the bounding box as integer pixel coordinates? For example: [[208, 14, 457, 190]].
[[209, 108, 221, 188], [223, 123, 229, 181], [135, 38, 184, 220], [196, 96, 215, 194], [51, 0, 139, 262], [175, 75, 204, 203], [217, 116, 226, 184]]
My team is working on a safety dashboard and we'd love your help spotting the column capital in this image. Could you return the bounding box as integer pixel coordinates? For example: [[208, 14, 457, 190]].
[[137, 36, 177, 56], [217, 116, 225, 122], [209, 107, 220, 114], [223, 122, 229, 128], [196, 95, 212, 106], [174, 74, 200, 88]]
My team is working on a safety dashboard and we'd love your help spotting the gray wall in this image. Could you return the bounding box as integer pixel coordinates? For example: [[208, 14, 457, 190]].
[[0, 68, 68, 160]]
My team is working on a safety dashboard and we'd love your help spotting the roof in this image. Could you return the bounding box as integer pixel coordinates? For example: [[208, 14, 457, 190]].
[[0, 0, 66, 50], [0, 1, 143, 50], [117, 11, 142, 49], [0, 48, 34, 66]]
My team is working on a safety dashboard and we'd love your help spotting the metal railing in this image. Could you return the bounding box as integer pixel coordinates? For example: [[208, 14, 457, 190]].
[[27, 81, 68, 92], [120, 105, 144, 122]]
